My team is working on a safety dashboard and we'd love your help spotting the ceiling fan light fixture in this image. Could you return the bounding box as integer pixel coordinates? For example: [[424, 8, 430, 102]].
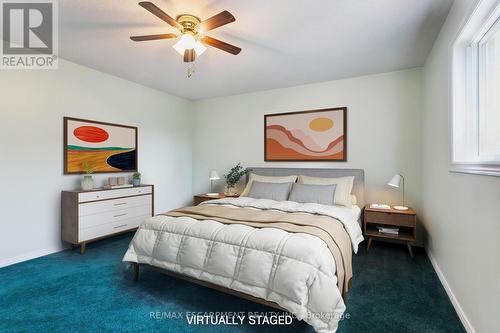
[[194, 41, 207, 56], [173, 34, 206, 57], [173, 32, 196, 53]]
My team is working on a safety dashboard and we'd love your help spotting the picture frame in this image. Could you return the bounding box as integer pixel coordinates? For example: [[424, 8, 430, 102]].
[[264, 107, 347, 161], [63, 117, 138, 174]]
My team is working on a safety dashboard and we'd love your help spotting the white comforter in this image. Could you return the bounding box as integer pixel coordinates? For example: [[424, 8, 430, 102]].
[[123, 198, 363, 333]]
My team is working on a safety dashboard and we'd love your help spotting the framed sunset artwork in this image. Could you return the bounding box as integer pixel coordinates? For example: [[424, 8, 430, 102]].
[[264, 107, 347, 161], [64, 117, 138, 174]]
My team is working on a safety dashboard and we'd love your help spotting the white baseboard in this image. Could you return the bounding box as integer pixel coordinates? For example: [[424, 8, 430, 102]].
[[0, 245, 67, 268], [426, 249, 475, 333]]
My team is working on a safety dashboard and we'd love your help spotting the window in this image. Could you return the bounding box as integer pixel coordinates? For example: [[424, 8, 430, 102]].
[[478, 18, 500, 159], [451, 1, 500, 175]]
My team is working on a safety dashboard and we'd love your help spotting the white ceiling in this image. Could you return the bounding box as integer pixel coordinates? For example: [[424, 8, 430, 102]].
[[59, 0, 453, 100]]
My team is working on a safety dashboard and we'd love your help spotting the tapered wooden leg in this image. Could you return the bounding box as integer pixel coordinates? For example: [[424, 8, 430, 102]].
[[407, 242, 414, 258], [133, 263, 140, 282], [80, 242, 86, 254], [367, 237, 373, 251]]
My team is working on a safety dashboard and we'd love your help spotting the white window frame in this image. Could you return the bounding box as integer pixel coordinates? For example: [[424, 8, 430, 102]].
[[450, 0, 500, 176]]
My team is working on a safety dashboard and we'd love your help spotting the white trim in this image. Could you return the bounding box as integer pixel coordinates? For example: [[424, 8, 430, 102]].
[[426, 249, 476, 333], [472, 3, 500, 43], [0, 245, 67, 268], [450, 168, 500, 177], [450, 163, 500, 177]]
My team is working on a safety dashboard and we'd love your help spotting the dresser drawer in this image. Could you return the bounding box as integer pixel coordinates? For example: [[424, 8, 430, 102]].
[[78, 215, 149, 242], [79, 204, 151, 229], [365, 211, 415, 227], [78, 186, 153, 203], [79, 195, 152, 216]]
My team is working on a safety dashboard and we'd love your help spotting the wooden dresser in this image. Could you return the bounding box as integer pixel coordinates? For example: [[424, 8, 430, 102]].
[[62, 185, 154, 254]]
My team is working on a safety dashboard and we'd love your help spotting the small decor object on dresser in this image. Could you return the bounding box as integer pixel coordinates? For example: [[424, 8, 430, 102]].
[[265, 107, 347, 161], [108, 177, 118, 187], [117, 177, 125, 185], [132, 172, 141, 186], [106, 176, 134, 189], [364, 205, 417, 257], [81, 161, 95, 190], [64, 117, 138, 174], [223, 163, 248, 196]]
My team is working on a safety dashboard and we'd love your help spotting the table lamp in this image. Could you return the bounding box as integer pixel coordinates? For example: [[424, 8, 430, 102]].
[[207, 170, 220, 196], [387, 174, 408, 211]]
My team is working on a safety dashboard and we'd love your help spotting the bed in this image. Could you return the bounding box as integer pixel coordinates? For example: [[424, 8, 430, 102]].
[[123, 167, 364, 333]]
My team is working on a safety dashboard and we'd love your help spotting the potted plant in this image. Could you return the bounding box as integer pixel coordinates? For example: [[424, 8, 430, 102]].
[[223, 163, 247, 196], [132, 172, 141, 186], [81, 161, 95, 190]]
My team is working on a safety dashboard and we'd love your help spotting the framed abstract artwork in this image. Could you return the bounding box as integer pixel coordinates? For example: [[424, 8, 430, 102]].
[[264, 107, 347, 161], [64, 117, 138, 174]]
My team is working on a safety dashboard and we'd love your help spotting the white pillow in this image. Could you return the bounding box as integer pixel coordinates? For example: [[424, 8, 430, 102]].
[[298, 175, 354, 207], [241, 173, 298, 197], [351, 195, 357, 205]]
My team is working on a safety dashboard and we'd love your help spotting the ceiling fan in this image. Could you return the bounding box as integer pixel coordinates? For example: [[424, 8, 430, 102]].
[[130, 1, 241, 76]]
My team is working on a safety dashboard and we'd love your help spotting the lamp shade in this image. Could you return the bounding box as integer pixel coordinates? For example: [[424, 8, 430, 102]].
[[173, 33, 207, 57], [209, 170, 220, 180], [387, 174, 402, 188], [173, 33, 196, 54]]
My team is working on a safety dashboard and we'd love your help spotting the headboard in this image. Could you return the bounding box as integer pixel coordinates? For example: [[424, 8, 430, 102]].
[[246, 167, 365, 207]]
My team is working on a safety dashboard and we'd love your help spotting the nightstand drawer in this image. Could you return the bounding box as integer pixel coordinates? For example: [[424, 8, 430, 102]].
[[194, 196, 214, 205], [365, 211, 415, 227], [193, 193, 235, 205]]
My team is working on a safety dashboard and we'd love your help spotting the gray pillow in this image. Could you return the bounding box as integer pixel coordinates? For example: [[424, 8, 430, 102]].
[[288, 183, 337, 205], [247, 181, 294, 201]]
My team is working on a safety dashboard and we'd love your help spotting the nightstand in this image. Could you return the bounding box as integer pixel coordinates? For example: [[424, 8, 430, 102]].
[[193, 193, 237, 205], [364, 205, 417, 257]]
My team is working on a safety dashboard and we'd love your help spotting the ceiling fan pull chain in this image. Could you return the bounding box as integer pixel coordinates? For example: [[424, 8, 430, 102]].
[[187, 62, 196, 78]]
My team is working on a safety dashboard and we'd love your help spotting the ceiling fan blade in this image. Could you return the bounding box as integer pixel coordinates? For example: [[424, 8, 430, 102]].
[[202, 36, 241, 55], [130, 33, 177, 41], [199, 11, 235, 31], [184, 49, 196, 63], [139, 1, 182, 30]]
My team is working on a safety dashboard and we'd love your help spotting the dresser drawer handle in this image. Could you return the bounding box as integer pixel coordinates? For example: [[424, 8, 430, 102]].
[[113, 202, 127, 206], [113, 213, 128, 218], [114, 224, 128, 229]]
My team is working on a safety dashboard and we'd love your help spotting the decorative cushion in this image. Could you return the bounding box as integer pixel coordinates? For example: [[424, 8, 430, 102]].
[[247, 181, 294, 201], [241, 173, 298, 197], [288, 183, 337, 205], [298, 175, 354, 207]]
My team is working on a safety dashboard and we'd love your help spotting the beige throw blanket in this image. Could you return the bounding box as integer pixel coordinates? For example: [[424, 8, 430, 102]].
[[165, 204, 353, 296]]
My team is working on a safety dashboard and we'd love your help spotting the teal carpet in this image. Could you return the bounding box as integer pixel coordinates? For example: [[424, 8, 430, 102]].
[[0, 234, 465, 333]]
